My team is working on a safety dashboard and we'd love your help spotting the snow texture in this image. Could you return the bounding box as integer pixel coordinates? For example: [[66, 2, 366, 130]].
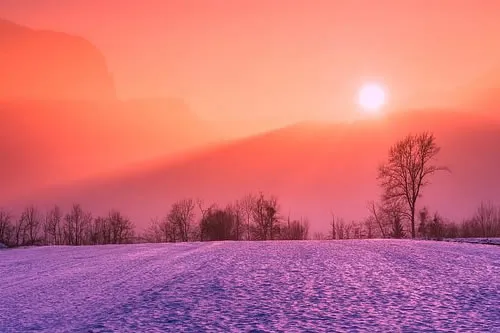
[[444, 238, 500, 246], [0, 240, 499, 332]]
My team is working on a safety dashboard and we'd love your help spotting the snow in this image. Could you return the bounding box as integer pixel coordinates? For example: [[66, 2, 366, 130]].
[[0, 240, 499, 332], [0, 242, 6, 249], [444, 238, 500, 246]]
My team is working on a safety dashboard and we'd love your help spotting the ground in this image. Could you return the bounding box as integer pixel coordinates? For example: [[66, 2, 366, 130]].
[[0, 240, 499, 332]]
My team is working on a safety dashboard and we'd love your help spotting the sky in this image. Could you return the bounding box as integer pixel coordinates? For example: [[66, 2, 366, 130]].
[[1, 0, 500, 125]]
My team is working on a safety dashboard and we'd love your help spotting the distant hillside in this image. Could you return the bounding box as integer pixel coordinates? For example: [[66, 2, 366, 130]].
[[0, 20, 224, 201], [9, 109, 500, 233], [0, 99, 221, 200], [0, 19, 115, 101]]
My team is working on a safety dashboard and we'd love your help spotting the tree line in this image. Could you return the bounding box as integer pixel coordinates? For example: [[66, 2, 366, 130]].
[[0, 193, 310, 247], [144, 194, 309, 243], [312, 201, 500, 241], [1, 131, 499, 247], [0, 204, 134, 247]]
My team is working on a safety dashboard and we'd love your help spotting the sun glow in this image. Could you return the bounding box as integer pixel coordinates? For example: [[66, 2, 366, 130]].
[[357, 83, 386, 113]]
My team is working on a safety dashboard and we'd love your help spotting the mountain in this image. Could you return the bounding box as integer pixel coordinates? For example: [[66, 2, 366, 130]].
[[0, 19, 115, 101], [8, 109, 500, 233], [0, 20, 222, 200]]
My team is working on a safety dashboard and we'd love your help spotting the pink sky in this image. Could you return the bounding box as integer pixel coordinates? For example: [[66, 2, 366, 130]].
[[2, 0, 500, 127]]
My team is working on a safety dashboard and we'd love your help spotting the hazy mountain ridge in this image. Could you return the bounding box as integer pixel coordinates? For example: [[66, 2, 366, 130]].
[[2, 19, 500, 233], [0, 19, 115, 101], [0, 20, 222, 200], [8, 109, 500, 233], [0, 98, 222, 200]]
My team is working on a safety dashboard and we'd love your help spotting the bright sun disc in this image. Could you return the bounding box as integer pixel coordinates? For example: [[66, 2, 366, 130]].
[[358, 83, 386, 112]]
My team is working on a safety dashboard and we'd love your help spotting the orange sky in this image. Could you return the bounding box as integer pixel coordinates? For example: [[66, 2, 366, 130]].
[[2, 0, 500, 126]]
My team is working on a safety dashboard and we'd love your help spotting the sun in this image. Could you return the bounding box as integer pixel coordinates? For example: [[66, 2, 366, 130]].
[[357, 83, 386, 113]]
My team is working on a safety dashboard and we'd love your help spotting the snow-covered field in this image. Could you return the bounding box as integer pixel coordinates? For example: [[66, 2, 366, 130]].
[[1, 240, 499, 332], [444, 238, 500, 246]]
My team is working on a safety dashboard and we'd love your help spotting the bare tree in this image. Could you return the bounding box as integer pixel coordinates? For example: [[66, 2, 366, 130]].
[[330, 212, 337, 240], [378, 132, 447, 238], [240, 194, 256, 240], [313, 232, 326, 240], [473, 201, 499, 238], [197, 199, 216, 241], [161, 215, 178, 242], [0, 209, 14, 246], [344, 222, 353, 239], [44, 205, 62, 245], [108, 210, 134, 244], [168, 199, 196, 242], [88, 216, 108, 245], [427, 212, 444, 239], [251, 193, 280, 240], [145, 217, 163, 243], [281, 217, 309, 240], [368, 201, 388, 238], [64, 204, 92, 245], [17, 205, 42, 245], [363, 216, 375, 239], [227, 202, 244, 241], [335, 217, 346, 240]]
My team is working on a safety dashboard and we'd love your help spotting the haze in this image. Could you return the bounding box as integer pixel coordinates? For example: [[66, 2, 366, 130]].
[[3, 1, 500, 127], [1, 1, 500, 234]]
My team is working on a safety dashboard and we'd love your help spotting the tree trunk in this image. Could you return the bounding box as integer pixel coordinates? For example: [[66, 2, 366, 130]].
[[411, 206, 416, 238]]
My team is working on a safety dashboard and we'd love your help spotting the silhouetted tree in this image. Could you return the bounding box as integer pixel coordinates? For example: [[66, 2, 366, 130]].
[[145, 217, 163, 243], [44, 205, 63, 245], [418, 207, 430, 239], [281, 217, 309, 240], [0, 209, 14, 246], [64, 204, 92, 245], [351, 221, 363, 239], [363, 216, 375, 239], [168, 199, 195, 242], [240, 194, 256, 240], [390, 214, 405, 238], [430, 213, 444, 239], [368, 201, 390, 238], [443, 221, 459, 238], [200, 208, 236, 241], [227, 202, 244, 241], [335, 217, 346, 240], [108, 210, 134, 244], [378, 132, 447, 238], [330, 212, 337, 240], [313, 232, 326, 240], [197, 199, 216, 241], [473, 201, 499, 238], [17, 205, 42, 245], [251, 193, 280, 240], [89, 216, 109, 245]]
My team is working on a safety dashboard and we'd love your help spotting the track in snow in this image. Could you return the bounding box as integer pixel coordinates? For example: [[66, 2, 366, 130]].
[[1, 240, 499, 332]]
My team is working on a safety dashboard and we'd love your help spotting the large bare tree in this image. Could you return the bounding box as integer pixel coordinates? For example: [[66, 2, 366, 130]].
[[377, 132, 447, 238]]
